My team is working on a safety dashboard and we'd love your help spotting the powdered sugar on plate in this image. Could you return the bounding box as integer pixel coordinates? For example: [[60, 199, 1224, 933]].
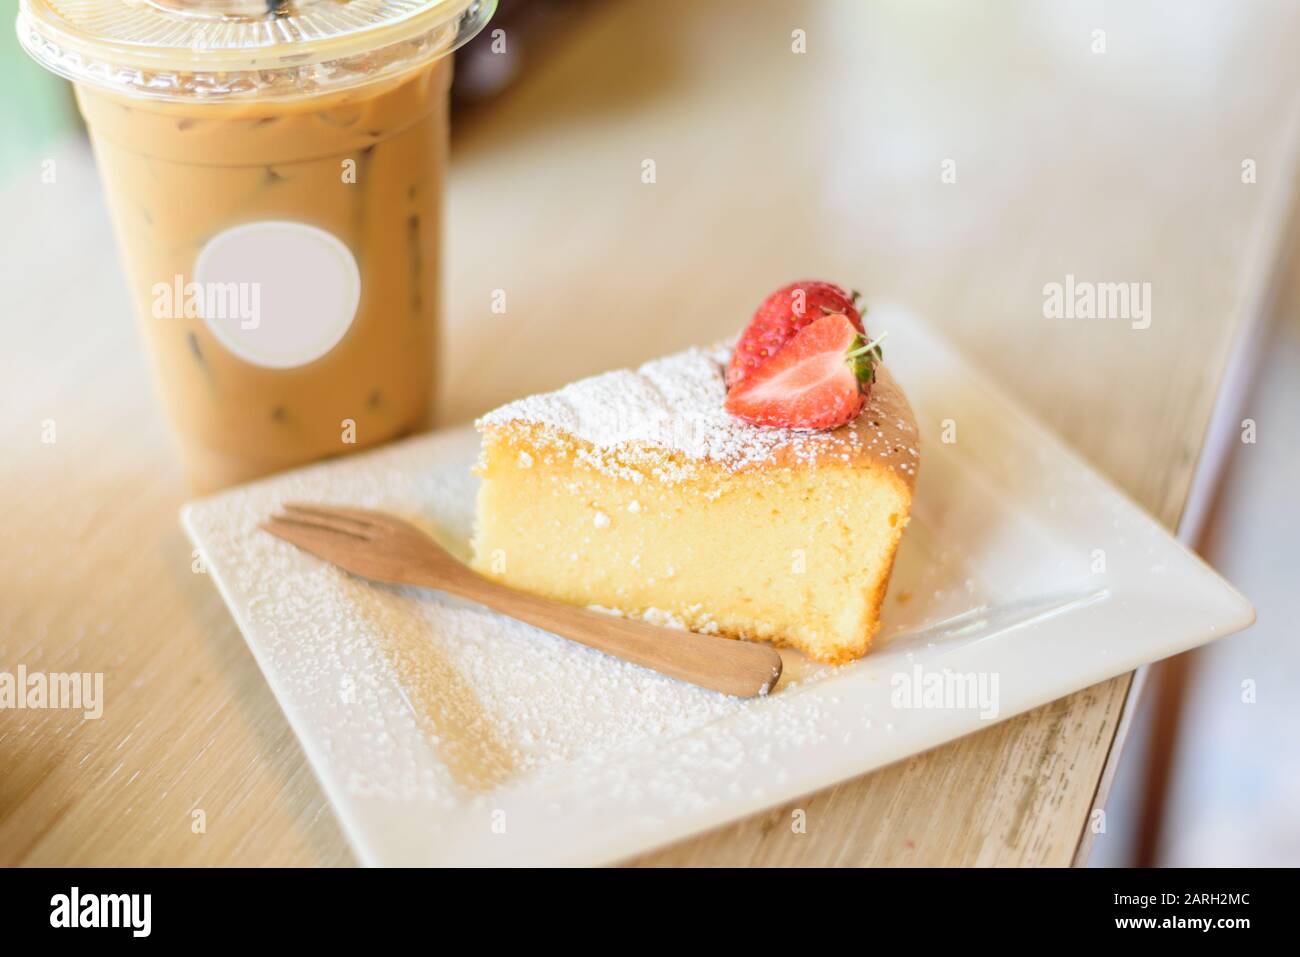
[[182, 428, 845, 858]]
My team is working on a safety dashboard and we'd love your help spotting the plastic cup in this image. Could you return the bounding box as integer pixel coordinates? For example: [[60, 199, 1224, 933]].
[[18, 0, 495, 490]]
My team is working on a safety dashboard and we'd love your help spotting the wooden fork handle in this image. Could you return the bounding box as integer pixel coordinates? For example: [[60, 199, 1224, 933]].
[[436, 571, 783, 698]]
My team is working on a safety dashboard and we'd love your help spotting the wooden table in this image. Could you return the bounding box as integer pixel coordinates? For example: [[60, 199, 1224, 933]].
[[3, 0, 1298, 866]]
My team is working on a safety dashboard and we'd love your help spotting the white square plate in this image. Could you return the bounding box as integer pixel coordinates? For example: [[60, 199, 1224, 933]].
[[181, 307, 1254, 866]]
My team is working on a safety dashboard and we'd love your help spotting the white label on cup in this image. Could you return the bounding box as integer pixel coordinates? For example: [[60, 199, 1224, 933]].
[[194, 221, 360, 369]]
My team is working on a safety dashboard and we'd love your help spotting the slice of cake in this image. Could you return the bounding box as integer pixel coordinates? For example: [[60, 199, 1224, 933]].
[[471, 329, 919, 664]]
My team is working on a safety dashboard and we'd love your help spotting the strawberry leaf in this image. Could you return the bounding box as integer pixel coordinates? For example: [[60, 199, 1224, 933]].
[[845, 331, 886, 385]]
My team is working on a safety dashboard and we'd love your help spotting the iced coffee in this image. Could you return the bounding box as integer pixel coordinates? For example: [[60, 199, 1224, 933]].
[[18, 0, 495, 489]]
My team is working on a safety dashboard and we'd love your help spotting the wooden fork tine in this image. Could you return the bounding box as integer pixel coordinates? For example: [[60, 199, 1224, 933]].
[[286, 503, 432, 543], [264, 513, 435, 590], [261, 517, 371, 571], [281, 502, 388, 534]]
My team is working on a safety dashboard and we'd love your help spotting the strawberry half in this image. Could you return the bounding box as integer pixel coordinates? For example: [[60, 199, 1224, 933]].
[[725, 280, 863, 389], [724, 313, 884, 430]]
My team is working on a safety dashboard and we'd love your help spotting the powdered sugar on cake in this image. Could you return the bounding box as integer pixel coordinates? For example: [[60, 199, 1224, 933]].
[[478, 343, 918, 481]]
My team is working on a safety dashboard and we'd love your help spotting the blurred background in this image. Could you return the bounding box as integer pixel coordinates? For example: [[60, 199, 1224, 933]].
[[2, 0, 1297, 865]]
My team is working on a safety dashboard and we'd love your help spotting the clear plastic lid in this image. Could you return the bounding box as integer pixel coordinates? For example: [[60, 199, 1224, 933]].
[[17, 0, 495, 100]]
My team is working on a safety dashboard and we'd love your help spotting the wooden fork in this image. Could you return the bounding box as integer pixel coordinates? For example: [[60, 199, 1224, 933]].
[[261, 503, 783, 697]]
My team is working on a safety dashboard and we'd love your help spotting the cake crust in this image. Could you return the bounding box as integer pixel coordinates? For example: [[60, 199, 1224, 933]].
[[478, 343, 919, 489]]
